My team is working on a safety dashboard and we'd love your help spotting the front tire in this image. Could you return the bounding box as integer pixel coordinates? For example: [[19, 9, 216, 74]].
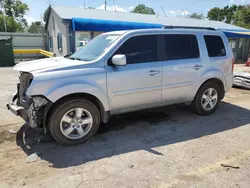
[[191, 82, 221, 115], [49, 99, 100, 146]]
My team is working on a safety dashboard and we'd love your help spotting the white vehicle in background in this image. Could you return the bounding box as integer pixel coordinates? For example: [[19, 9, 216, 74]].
[[233, 72, 250, 89], [76, 40, 89, 51]]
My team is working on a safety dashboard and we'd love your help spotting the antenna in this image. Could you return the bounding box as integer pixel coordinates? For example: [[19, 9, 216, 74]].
[[201, 10, 204, 19], [83, 0, 85, 9], [46, 0, 56, 6], [182, 8, 188, 18], [113, 0, 116, 11], [161, 5, 167, 18]]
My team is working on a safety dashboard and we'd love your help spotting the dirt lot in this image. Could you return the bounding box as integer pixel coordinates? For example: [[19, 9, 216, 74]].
[[0, 66, 250, 188]]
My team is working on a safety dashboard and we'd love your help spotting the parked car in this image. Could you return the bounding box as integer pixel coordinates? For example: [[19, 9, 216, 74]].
[[7, 27, 234, 145], [233, 72, 250, 89]]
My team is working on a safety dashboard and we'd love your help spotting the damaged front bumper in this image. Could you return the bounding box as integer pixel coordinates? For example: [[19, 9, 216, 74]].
[[6, 94, 50, 128], [6, 93, 29, 121]]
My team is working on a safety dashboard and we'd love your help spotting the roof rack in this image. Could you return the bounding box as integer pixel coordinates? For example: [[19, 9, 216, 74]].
[[162, 25, 216, 31]]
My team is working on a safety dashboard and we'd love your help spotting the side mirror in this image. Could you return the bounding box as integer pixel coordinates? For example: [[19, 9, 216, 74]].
[[112, 54, 126, 66]]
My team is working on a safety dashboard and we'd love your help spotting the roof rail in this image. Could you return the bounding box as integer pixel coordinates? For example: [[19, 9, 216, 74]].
[[162, 25, 216, 31]]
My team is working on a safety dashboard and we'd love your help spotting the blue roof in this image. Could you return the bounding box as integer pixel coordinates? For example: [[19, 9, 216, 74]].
[[72, 18, 162, 32], [72, 17, 250, 38]]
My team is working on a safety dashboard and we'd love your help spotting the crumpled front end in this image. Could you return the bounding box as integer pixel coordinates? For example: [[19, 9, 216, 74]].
[[6, 72, 51, 128]]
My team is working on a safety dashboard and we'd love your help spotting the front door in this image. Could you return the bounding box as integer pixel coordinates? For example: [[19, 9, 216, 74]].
[[106, 35, 162, 114], [161, 34, 203, 105]]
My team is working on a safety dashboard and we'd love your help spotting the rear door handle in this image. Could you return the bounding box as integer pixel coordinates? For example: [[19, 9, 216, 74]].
[[193, 64, 203, 70], [147, 70, 160, 76]]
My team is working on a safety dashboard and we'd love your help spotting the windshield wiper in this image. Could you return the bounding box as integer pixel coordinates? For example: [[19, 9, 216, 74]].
[[68, 57, 81, 61]]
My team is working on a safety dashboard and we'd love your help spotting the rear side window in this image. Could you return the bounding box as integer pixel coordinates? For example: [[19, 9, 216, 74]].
[[204, 35, 226, 57], [113, 35, 157, 64], [163, 34, 200, 60]]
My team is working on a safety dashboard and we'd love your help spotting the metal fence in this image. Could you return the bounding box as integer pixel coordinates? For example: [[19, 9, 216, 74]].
[[0, 32, 46, 59]]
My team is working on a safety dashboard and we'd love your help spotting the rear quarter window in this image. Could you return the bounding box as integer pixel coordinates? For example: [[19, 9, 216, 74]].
[[163, 34, 200, 61], [204, 35, 226, 57]]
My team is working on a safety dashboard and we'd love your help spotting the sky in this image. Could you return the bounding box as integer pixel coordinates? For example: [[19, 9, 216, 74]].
[[22, 0, 250, 25]]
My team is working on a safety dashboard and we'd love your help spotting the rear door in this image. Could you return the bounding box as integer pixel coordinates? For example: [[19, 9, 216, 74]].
[[106, 34, 163, 114], [161, 34, 203, 105], [204, 34, 233, 91]]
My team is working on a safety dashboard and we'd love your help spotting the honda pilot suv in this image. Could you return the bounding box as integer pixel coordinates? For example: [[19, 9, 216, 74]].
[[7, 27, 234, 145]]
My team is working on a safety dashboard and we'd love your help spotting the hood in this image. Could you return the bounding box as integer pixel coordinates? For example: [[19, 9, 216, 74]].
[[14, 57, 91, 73]]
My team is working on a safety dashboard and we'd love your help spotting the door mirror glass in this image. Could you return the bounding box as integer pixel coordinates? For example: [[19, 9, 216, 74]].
[[112, 54, 127, 66]]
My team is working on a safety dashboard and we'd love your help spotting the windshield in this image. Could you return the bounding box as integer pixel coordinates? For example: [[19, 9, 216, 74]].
[[69, 34, 121, 61]]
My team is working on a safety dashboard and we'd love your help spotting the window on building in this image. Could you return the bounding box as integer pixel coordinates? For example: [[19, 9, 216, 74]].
[[49, 35, 53, 50], [113, 35, 158, 64], [57, 33, 62, 51], [163, 34, 200, 61], [204, 35, 226, 57]]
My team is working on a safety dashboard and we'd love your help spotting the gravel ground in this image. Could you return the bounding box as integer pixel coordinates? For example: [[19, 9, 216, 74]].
[[0, 65, 250, 188]]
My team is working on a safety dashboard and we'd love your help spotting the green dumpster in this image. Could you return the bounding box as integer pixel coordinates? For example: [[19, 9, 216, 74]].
[[0, 37, 15, 66]]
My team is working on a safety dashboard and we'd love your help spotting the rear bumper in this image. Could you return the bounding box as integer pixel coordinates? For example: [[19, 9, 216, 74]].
[[6, 93, 28, 122]]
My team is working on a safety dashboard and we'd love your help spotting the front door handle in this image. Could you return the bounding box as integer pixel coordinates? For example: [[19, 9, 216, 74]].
[[193, 64, 203, 70], [147, 70, 160, 76]]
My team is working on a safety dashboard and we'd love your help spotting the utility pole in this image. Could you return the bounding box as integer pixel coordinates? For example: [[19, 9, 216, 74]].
[[113, 0, 116, 12], [104, 0, 107, 10]]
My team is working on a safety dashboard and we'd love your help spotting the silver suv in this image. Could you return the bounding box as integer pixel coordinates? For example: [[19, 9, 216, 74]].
[[7, 27, 234, 145]]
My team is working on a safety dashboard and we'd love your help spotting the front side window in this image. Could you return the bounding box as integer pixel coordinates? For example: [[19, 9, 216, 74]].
[[163, 34, 200, 61], [113, 35, 158, 64], [69, 34, 121, 61], [204, 35, 226, 57]]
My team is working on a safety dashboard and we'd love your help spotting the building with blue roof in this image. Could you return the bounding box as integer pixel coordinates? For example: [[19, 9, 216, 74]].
[[45, 6, 250, 61]]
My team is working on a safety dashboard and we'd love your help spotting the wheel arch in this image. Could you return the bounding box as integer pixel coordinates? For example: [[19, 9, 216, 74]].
[[43, 93, 110, 133], [197, 78, 225, 100]]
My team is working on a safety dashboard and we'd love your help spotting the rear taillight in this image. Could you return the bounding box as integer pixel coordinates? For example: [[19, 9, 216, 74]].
[[232, 58, 234, 73]]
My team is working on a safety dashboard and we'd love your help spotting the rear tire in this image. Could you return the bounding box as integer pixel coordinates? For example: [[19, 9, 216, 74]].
[[49, 99, 100, 146], [191, 82, 221, 115]]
